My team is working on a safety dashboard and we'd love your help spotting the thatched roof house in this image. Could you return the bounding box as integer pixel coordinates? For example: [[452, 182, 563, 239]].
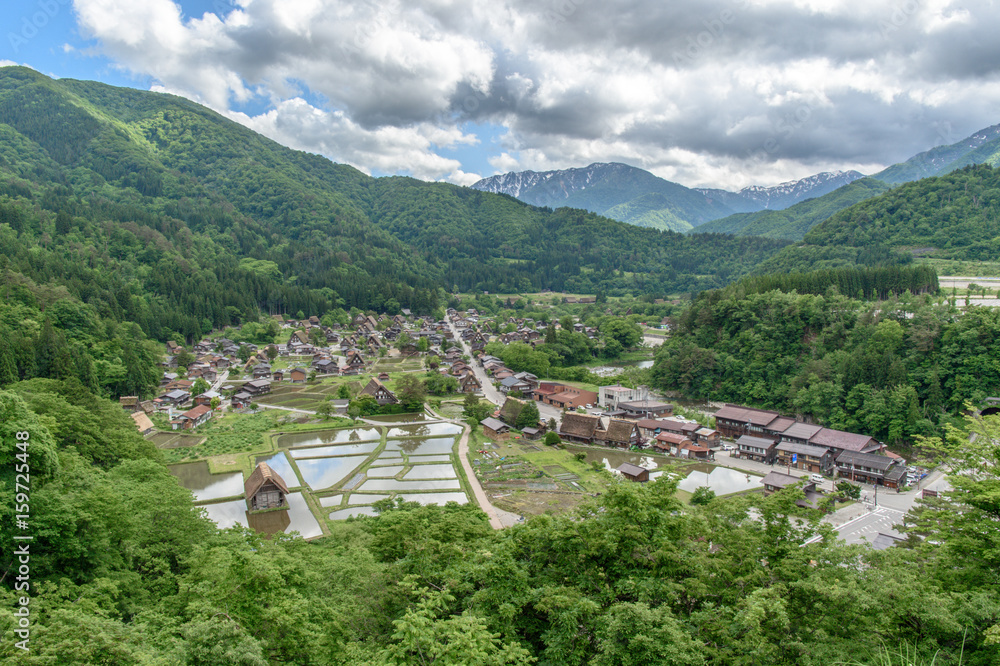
[[246, 463, 290, 511], [558, 413, 600, 443]]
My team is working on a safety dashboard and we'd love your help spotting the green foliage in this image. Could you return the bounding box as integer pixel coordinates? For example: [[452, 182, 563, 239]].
[[546, 431, 562, 446], [689, 486, 716, 505]]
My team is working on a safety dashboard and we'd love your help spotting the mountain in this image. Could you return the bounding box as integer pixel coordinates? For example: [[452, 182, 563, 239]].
[[754, 163, 1000, 274], [472, 162, 734, 232], [693, 178, 891, 240], [0, 66, 789, 343], [696, 170, 865, 212], [874, 123, 1000, 184]]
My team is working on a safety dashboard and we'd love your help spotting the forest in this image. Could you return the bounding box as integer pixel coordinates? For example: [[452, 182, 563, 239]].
[[2, 379, 999, 664]]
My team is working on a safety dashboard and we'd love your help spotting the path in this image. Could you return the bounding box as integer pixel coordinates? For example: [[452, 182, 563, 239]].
[[424, 404, 518, 529]]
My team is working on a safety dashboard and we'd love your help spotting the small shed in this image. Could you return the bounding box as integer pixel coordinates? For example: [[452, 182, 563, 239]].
[[245, 463, 289, 511], [481, 417, 510, 439], [617, 462, 649, 483]]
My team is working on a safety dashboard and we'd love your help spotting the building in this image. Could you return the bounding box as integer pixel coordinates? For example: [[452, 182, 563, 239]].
[[131, 411, 154, 435], [245, 463, 289, 511], [599, 385, 643, 409], [617, 400, 673, 420], [558, 412, 601, 444], [736, 434, 777, 464], [458, 373, 481, 393], [289, 367, 308, 383], [774, 441, 833, 475], [653, 432, 692, 454], [498, 397, 528, 426], [617, 463, 649, 482], [170, 404, 213, 430], [358, 377, 399, 406], [835, 451, 907, 488], [595, 418, 638, 448], [481, 417, 510, 439], [714, 404, 782, 439], [119, 396, 139, 412], [243, 379, 272, 396], [761, 471, 816, 495]]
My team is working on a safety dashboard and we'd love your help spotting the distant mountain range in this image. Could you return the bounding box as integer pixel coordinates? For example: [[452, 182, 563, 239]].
[[472, 163, 863, 233], [472, 123, 1000, 239]]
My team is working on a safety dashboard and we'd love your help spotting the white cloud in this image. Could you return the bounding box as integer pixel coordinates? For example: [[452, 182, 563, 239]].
[[71, 0, 1000, 189]]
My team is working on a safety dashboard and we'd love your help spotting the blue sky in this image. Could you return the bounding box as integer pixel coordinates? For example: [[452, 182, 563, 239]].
[[4, 0, 1000, 190]]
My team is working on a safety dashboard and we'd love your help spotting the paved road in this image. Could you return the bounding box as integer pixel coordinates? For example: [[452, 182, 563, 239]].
[[446, 322, 503, 406], [834, 505, 907, 546]]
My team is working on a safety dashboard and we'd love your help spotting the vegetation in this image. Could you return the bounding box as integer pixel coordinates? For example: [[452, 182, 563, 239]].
[[652, 286, 1000, 446], [4, 379, 1000, 663]]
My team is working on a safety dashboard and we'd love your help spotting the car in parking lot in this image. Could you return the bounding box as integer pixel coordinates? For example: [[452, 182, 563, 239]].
[[809, 473, 825, 484]]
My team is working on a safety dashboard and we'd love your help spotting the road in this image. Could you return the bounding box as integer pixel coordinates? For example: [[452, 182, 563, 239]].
[[446, 321, 502, 406]]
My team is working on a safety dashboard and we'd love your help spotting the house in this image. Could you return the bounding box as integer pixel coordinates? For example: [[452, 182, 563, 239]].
[[252, 363, 272, 379], [736, 434, 777, 464], [459, 373, 481, 393], [521, 426, 543, 440], [835, 451, 907, 488], [289, 367, 308, 383], [245, 463, 289, 511], [498, 376, 532, 394], [695, 428, 720, 448], [677, 441, 711, 460], [156, 389, 190, 408], [131, 411, 155, 436], [358, 377, 399, 405], [558, 413, 601, 444], [170, 404, 213, 430], [534, 383, 598, 410], [714, 404, 783, 439], [653, 432, 692, 454], [119, 396, 139, 412], [499, 397, 528, 426], [193, 390, 221, 407], [231, 391, 253, 408], [314, 359, 338, 374], [775, 441, 834, 475], [481, 417, 511, 439], [617, 463, 649, 482], [243, 379, 272, 396], [272, 370, 284, 382], [166, 340, 181, 354], [599, 385, 644, 409], [595, 418, 638, 448]]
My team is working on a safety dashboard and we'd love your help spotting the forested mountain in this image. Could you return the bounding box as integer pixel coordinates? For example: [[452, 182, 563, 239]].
[[0, 65, 788, 394], [695, 169, 865, 212], [693, 178, 891, 240]]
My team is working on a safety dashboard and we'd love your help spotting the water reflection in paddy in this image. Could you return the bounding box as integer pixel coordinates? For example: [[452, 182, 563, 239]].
[[386, 437, 455, 455], [296, 456, 368, 489], [168, 462, 245, 501], [248, 492, 322, 538], [358, 478, 462, 492], [367, 466, 404, 478], [395, 492, 468, 505], [289, 441, 379, 458], [329, 506, 379, 520], [387, 423, 462, 438], [403, 464, 457, 480], [406, 454, 453, 463], [202, 499, 249, 529], [348, 494, 390, 505], [674, 465, 763, 495], [565, 446, 661, 472], [276, 428, 380, 448], [318, 495, 343, 508], [255, 452, 298, 485]]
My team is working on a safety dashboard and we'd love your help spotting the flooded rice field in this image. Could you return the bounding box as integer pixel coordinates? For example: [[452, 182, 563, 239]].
[[247, 492, 322, 538], [365, 413, 431, 423], [403, 463, 458, 480], [386, 437, 456, 455], [394, 492, 468, 505], [565, 446, 662, 472], [329, 506, 379, 520], [202, 499, 249, 529], [387, 423, 463, 438], [348, 494, 389, 505], [289, 441, 380, 458], [255, 452, 298, 485], [357, 478, 462, 492], [276, 428, 380, 448], [366, 465, 405, 477], [406, 454, 453, 463], [295, 456, 368, 490], [674, 465, 762, 495], [168, 462, 245, 501]]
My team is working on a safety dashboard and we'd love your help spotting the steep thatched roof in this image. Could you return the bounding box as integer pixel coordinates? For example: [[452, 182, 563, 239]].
[[559, 413, 600, 439], [499, 397, 527, 425], [597, 418, 636, 444], [245, 462, 289, 499]]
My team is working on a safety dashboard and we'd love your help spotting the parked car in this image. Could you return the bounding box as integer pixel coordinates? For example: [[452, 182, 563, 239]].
[[809, 473, 825, 484]]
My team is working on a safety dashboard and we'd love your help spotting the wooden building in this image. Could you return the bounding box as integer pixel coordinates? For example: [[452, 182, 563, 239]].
[[736, 434, 777, 464], [617, 462, 649, 483], [481, 417, 510, 439], [596, 418, 638, 448], [558, 412, 601, 444], [775, 441, 833, 474], [358, 377, 399, 405], [245, 463, 289, 511]]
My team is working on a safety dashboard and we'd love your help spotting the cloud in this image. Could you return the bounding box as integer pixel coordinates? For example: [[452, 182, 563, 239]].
[[71, 0, 1000, 188]]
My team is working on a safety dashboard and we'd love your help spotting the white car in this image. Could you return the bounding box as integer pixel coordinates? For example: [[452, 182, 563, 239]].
[[809, 473, 825, 484]]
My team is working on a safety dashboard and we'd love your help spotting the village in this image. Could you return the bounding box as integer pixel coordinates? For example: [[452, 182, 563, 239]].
[[121, 301, 942, 545]]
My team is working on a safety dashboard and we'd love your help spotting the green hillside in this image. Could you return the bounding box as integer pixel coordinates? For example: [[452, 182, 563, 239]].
[[0, 66, 788, 350], [693, 178, 891, 240]]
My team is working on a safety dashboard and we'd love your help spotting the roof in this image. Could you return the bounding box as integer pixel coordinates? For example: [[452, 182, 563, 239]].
[[766, 417, 797, 432], [500, 376, 530, 388], [636, 418, 671, 430], [782, 423, 824, 440], [714, 404, 781, 427], [871, 532, 905, 551], [619, 400, 672, 411], [617, 463, 647, 477], [119, 396, 138, 407], [835, 450, 897, 471], [774, 441, 829, 457], [245, 462, 289, 499], [359, 377, 398, 400], [559, 412, 600, 438], [810, 428, 877, 452], [481, 417, 509, 432], [499, 397, 527, 424], [131, 411, 154, 432], [181, 404, 212, 420], [655, 432, 691, 445], [736, 435, 776, 448], [599, 419, 637, 443], [658, 419, 700, 434], [761, 471, 806, 489]]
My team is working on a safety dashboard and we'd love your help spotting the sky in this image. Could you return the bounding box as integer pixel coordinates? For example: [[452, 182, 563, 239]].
[[3, 0, 1000, 190]]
